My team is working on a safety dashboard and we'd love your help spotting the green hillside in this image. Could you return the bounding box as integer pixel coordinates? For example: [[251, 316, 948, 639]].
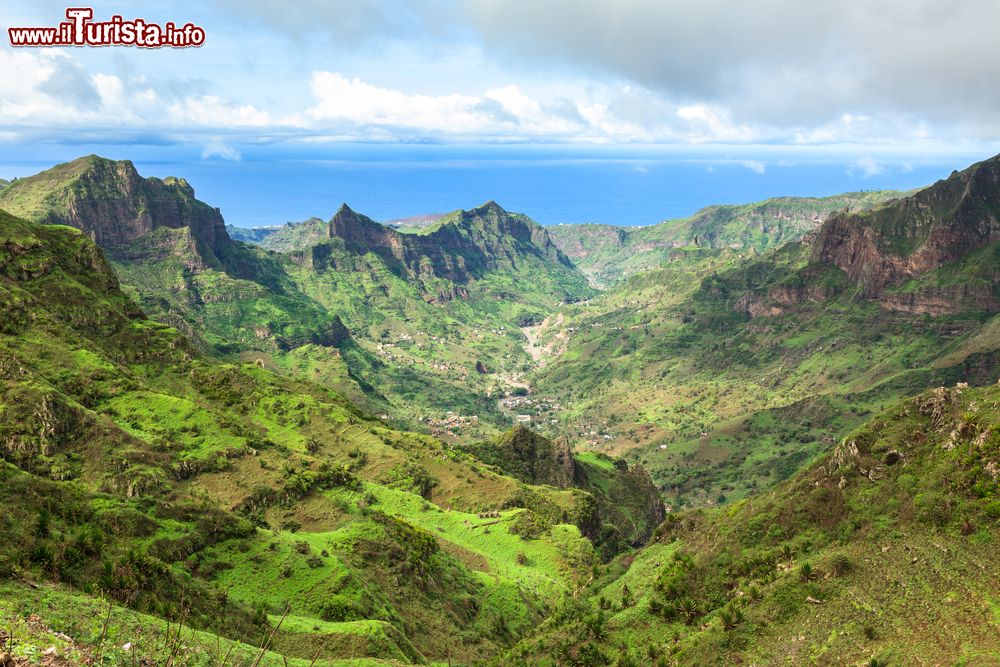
[[501, 381, 1000, 665]]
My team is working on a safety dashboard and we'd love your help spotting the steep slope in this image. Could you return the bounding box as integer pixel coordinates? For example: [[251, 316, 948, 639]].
[[504, 381, 1000, 665], [0, 155, 228, 254], [526, 154, 1000, 508], [0, 209, 629, 665], [464, 426, 667, 556], [548, 190, 904, 285], [0, 157, 347, 354], [809, 156, 1000, 308]]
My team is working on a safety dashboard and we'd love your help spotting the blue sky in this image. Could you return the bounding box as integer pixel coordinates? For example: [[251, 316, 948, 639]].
[[1, 1, 999, 225]]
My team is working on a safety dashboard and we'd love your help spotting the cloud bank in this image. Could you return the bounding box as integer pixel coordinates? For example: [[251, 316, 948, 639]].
[[2, 0, 999, 149]]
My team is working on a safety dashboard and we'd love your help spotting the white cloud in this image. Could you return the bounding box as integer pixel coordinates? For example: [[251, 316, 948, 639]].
[[202, 142, 242, 161], [306, 72, 485, 131], [168, 96, 272, 128], [739, 160, 766, 174], [851, 156, 884, 178]]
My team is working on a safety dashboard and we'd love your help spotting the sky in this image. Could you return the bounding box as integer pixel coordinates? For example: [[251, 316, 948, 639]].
[[1, 1, 999, 225]]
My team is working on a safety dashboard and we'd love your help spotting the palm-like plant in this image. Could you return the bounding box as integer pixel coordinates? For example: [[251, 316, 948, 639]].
[[719, 606, 745, 631], [675, 597, 700, 625], [799, 562, 818, 582]]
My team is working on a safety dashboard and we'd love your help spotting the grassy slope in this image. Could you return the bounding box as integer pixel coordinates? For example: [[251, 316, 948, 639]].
[[503, 382, 1000, 665], [0, 210, 607, 665]]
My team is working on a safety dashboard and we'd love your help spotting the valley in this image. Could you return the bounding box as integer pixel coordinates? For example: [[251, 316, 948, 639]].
[[0, 152, 998, 665]]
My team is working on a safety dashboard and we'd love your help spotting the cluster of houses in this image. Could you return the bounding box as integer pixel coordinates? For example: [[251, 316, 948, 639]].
[[423, 411, 480, 435]]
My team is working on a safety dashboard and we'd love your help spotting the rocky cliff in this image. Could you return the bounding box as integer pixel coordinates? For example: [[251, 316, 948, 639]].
[[0, 156, 229, 260], [810, 154, 1000, 299], [728, 154, 1000, 318], [293, 201, 579, 286]]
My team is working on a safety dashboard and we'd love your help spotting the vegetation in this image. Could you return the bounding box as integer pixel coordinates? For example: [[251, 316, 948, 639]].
[[1, 151, 999, 665]]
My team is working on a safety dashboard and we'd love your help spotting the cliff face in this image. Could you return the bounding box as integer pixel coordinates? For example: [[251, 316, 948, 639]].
[[726, 154, 1000, 319], [0, 156, 229, 258], [810, 155, 1000, 299], [0, 156, 356, 357]]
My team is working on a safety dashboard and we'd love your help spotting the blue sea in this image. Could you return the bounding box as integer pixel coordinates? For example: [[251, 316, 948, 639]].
[[0, 143, 990, 228]]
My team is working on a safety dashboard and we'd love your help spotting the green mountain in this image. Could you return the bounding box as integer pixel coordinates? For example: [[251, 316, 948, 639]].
[[525, 154, 1000, 509], [3, 149, 1000, 665], [502, 381, 1000, 665], [547, 190, 905, 286], [0, 207, 660, 665], [0, 156, 344, 355]]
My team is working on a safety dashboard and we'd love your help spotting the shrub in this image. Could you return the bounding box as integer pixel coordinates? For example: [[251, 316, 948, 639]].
[[914, 491, 952, 526], [830, 554, 852, 577]]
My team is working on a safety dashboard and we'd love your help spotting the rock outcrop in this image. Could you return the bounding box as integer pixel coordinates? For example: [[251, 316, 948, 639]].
[[0, 156, 229, 258], [810, 154, 1000, 300]]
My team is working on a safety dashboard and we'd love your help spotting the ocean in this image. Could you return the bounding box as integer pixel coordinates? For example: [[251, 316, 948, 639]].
[[0, 143, 986, 228]]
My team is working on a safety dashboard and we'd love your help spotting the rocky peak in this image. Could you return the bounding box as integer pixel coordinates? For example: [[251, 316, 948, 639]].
[[328, 203, 392, 243], [0, 155, 230, 258], [435, 201, 575, 269], [810, 153, 1000, 298]]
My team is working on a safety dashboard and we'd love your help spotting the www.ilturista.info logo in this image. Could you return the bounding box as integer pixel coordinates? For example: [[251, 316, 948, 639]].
[[8, 7, 205, 48]]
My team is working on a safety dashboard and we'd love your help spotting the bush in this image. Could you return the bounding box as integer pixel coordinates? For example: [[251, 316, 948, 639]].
[[319, 598, 360, 622], [830, 554, 852, 577], [914, 491, 952, 526]]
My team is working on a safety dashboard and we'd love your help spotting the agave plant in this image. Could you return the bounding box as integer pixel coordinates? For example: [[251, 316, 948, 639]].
[[584, 610, 608, 640], [799, 562, 818, 582], [719, 606, 745, 631], [675, 597, 700, 625]]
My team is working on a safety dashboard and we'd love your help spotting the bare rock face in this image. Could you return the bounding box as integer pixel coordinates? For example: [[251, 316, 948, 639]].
[[0, 155, 230, 257], [809, 155, 1000, 303], [734, 281, 839, 317], [485, 425, 577, 488], [878, 284, 1000, 315]]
